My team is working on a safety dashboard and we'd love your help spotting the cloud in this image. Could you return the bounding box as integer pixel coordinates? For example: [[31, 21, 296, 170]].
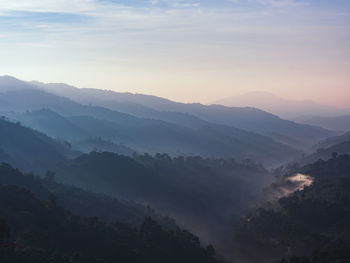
[[0, 0, 346, 47], [228, 0, 309, 7], [251, 0, 309, 7]]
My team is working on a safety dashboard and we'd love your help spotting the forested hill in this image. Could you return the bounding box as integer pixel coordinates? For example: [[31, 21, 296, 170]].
[[298, 153, 350, 179], [0, 163, 172, 227], [0, 163, 219, 263], [0, 117, 73, 173], [52, 152, 272, 257], [297, 141, 350, 166], [234, 154, 350, 263]]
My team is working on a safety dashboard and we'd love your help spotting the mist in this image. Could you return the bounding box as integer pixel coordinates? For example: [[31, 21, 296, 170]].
[[1, 1, 350, 262]]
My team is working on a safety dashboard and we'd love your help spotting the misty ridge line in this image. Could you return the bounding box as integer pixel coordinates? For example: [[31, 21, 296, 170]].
[[0, 76, 335, 153]]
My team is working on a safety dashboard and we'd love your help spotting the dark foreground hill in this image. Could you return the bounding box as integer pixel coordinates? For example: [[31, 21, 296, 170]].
[[52, 151, 272, 258], [0, 163, 219, 263], [235, 154, 350, 263], [0, 163, 173, 227]]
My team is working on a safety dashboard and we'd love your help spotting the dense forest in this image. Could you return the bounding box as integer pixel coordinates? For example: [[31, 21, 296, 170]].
[[52, 152, 271, 254], [0, 163, 218, 263], [235, 154, 350, 263]]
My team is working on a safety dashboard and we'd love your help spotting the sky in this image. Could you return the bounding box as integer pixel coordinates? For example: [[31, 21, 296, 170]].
[[0, 0, 349, 107]]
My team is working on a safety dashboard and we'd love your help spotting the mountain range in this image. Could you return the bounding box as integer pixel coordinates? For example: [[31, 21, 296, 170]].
[[1, 75, 336, 166], [214, 91, 350, 121], [32, 81, 335, 146], [4, 76, 335, 148]]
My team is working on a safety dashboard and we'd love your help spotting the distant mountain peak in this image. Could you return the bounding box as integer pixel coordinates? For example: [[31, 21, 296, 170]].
[[0, 75, 37, 92], [214, 91, 348, 119]]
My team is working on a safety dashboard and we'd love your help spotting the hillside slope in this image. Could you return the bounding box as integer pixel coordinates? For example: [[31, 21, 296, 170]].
[[315, 130, 350, 149], [52, 152, 273, 257], [235, 154, 350, 262], [295, 115, 350, 132], [301, 141, 350, 165], [0, 117, 71, 173], [0, 167, 219, 263]]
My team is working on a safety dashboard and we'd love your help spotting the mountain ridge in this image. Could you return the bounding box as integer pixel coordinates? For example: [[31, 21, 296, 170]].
[[23, 77, 335, 149], [214, 91, 350, 120], [0, 76, 305, 166]]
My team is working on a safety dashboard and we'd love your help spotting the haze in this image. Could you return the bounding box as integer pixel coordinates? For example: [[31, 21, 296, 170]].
[[1, 2, 350, 259], [0, 0, 349, 106]]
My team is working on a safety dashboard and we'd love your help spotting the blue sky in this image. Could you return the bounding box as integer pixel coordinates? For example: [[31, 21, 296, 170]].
[[0, 0, 349, 106]]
